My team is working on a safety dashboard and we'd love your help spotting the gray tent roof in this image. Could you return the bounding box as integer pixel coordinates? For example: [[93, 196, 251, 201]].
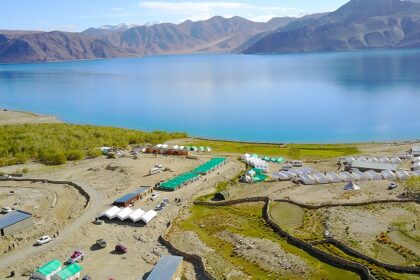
[[146, 256, 183, 280], [350, 160, 399, 171]]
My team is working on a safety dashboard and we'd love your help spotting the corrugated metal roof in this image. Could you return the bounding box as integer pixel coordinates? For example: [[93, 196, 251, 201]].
[[114, 187, 150, 204], [350, 160, 398, 171], [146, 256, 183, 280], [0, 210, 32, 229]]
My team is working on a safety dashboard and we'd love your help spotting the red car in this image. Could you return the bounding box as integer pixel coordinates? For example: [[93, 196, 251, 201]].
[[115, 244, 127, 254], [68, 250, 85, 264]]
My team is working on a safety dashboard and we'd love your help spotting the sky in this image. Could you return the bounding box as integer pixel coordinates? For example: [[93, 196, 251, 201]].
[[0, 0, 349, 31]]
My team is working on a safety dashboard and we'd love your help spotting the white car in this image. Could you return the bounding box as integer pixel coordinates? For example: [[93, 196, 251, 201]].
[[1, 207, 13, 214], [37, 235, 53, 245], [150, 192, 160, 201]]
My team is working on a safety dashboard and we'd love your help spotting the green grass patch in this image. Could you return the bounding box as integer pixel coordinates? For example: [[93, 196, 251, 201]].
[[389, 231, 420, 258], [179, 203, 359, 280], [0, 123, 187, 166], [270, 202, 304, 231], [186, 139, 360, 159], [375, 243, 408, 265]]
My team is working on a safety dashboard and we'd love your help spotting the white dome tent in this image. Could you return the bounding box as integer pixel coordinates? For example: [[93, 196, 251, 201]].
[[344, 182, 360, 191]]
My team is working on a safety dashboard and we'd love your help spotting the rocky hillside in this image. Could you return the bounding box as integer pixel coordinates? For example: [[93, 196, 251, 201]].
[[243, 0, 420, 53]]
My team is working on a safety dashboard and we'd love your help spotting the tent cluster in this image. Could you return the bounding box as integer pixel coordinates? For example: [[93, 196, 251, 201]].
[[158, 144, 212, 152], [32, 259, 82, 280], [159, 157, 228, 191], [100, 206, 157, 224], [344, 156, 402, 165], [242, 154, 269, 171], [295, 170, 415, 185], [241, 169, 269, 183]]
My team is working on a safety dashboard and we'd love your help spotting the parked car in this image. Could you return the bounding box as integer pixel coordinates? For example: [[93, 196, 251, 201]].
[[115, 244, 127, 254], [68, 250, 85, 264], [96, 239, 107, 248], [1, 207, 13, 214], [36, 235, 53, 245], [82, 275, 92, 280], [291, 160, 303, 167], [388, 182, 398, 190], [150, 192, 160, 201], [281, 163, 293, 171]]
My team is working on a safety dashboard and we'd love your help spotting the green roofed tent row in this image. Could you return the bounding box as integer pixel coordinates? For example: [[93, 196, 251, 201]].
[[51, 263, 83, 280], [159, 157, 227, 191], [32, 259, 62, 280]]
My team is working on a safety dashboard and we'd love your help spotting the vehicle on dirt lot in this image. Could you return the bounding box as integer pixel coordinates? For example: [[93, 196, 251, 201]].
[[281, 163, 293, 171], [36, 236, 53, 245], [82, 275, 92, 280], [150, 192, 160, 201], [115, 244, 127, 254], [388, 182, 398, 190], [1, 207, 13, 214], [96, 239, 107, 248], [68, 250, 85, 264]]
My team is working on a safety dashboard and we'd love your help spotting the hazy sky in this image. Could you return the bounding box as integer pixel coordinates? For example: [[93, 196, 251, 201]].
[[1, 0, 349, 31]]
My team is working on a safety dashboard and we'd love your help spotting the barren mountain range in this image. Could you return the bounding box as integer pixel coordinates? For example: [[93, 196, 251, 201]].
[[1, 0, 420, 63]]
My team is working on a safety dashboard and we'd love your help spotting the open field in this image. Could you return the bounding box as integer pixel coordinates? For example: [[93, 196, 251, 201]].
[[168, 203, 359, 280], [0, 110, 61, 125]]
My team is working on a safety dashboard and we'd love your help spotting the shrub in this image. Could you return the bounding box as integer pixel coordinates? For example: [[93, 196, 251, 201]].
[[22, 168, 29, 174], [87, 149, 102, 159], [66, 150, 84, 161]]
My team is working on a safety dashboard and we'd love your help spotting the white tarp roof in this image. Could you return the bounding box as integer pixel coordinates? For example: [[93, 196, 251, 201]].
[[339, 172, 355, 182], [412, 170, 420, 176], [382, 170, 397, 180], [299, 174, 316, 185], [102, 206, 121, 219], [391, 157, 402, 164], [311, 173, 330, 184], [141, 210, 157, 224], [396, 170, 411, 180], [272, 171, 293, 181], [364, 170, 382, 180], [116, 207, 134, 220], [352, 170, 369, 181], [326, 172, 344, 183], [344, 182, 360, 191], [129, 208, 146, 222]]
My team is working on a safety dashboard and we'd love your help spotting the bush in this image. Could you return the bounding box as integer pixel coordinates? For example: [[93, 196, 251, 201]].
[[0, 123, 187, 166], [87, 149, 102, 159], [66, 150, 84, 161], [22, 168, 29, 174]]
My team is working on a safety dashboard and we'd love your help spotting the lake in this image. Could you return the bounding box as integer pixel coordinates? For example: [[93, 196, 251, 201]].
[[1, 50, 420, 143]]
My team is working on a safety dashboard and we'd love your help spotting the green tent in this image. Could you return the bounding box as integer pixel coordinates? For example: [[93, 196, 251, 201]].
[[277, 157, 285, 163], [53, 263, 82, 280], [251, 154, 258, 158], [263, 156, 270, 161]]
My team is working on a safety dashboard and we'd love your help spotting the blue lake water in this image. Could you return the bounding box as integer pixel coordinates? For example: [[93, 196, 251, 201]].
[[1, 50, 420, 143]]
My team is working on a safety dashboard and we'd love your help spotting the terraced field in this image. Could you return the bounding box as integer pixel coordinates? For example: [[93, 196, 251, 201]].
[[389, 231, 420, 257], [270, 202, 304, 231], [375, 243, 408, 265]]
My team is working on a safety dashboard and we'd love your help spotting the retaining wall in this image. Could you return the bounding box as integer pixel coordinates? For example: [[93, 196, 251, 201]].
[[0, 178, 91, 208]]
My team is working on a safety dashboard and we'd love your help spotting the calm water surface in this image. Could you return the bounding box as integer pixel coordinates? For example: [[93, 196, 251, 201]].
[[1, 50, 420, 143]]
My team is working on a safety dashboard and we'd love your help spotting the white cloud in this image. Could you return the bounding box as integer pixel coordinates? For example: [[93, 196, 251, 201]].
[[138, 1, 305, 22]]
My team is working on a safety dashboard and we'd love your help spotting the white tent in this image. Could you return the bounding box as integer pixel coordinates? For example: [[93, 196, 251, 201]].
[[364, 170, 382, 180], [379, 157, 391, 163], [326, 172, 344, 183], [299, 174, 316, 185], [162, 144, 169, 149], [413, 161, 420, 171], [172, 145, 179, 150], [141, 210, 157, 224], [311, 173, 331, 184], [156, 144, 163, 148], [412, 170, 420, 177], [344, 182, 360, 191], [272, 171, 293, 181], [352, 170, 369, 181], [396, 170, 411, 180], [179, 146, 185, 150], [391, 157, 402, 164], [128, 208, 146, 222], [205, 147, 212, 152], [345, 157, 356, 164], [339, 172, 355, 182], [101, 206, 121, 219], [382, 170, 397, 180], [116, 207, 134, 221]]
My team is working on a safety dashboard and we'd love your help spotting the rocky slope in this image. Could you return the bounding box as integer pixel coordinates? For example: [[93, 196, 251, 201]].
[[243, 0, 420, 53]]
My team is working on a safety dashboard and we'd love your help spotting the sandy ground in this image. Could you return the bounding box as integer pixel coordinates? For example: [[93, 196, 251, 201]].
[[0, 181, 86, 256], [0, 110, 61, 125], [0, 153, 243, 279]]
